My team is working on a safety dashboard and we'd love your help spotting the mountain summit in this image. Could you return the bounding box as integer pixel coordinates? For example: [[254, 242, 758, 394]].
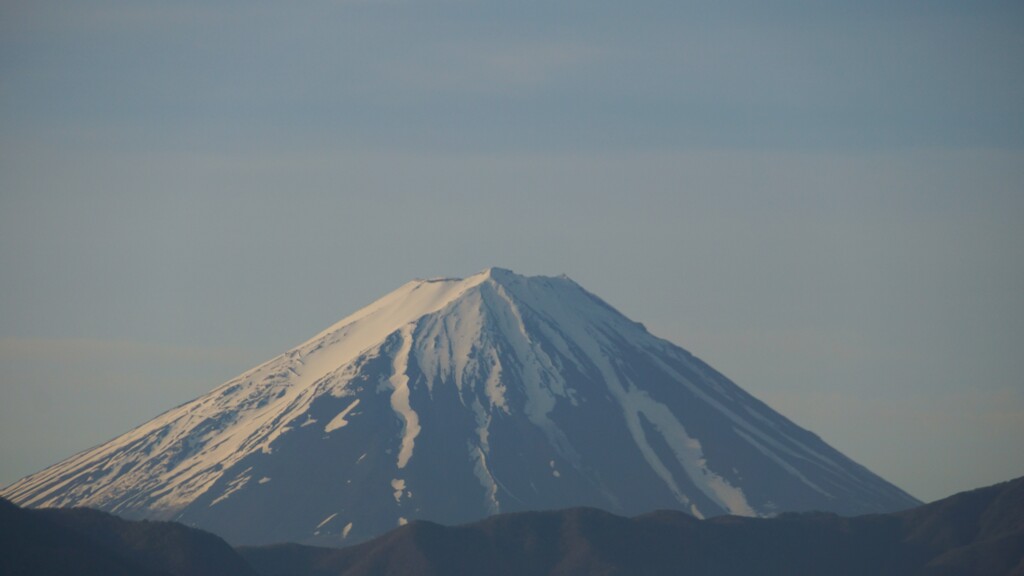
[[2, 268, 919, 545]]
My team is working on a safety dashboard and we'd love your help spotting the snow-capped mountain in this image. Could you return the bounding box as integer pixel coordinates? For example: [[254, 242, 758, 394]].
[[1, 268, 919, 545]]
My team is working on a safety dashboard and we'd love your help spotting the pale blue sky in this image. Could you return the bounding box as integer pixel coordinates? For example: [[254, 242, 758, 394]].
[[1, 0, 1022, 503]]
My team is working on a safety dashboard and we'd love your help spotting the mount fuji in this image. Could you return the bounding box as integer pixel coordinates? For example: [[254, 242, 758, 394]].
[[2, 268, 919, 545]]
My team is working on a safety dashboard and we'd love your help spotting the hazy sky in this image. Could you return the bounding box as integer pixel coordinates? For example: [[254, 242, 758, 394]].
[[2, 0, 1022, 504]]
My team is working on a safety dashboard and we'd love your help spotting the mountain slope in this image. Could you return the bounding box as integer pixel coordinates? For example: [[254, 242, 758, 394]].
[[239, 476, 1024, 576], [2, 268, 919, 545]]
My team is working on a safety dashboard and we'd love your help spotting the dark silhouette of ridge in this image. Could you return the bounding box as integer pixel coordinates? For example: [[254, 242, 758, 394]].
[[240, 476, 1024, 576], [4, 476, 1021, 575], [0, 497, 257, 576]]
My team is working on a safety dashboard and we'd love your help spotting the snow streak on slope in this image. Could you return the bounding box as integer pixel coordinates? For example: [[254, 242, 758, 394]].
[[2, 268, 921, 546], [387, 325, 419, 470], [324, 399, 360, 434]]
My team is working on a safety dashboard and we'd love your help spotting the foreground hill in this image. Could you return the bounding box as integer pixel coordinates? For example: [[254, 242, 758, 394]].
[[0, 498, 256, 576], [3, 268, 917, 545], [240, 475, 1024, 576]]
